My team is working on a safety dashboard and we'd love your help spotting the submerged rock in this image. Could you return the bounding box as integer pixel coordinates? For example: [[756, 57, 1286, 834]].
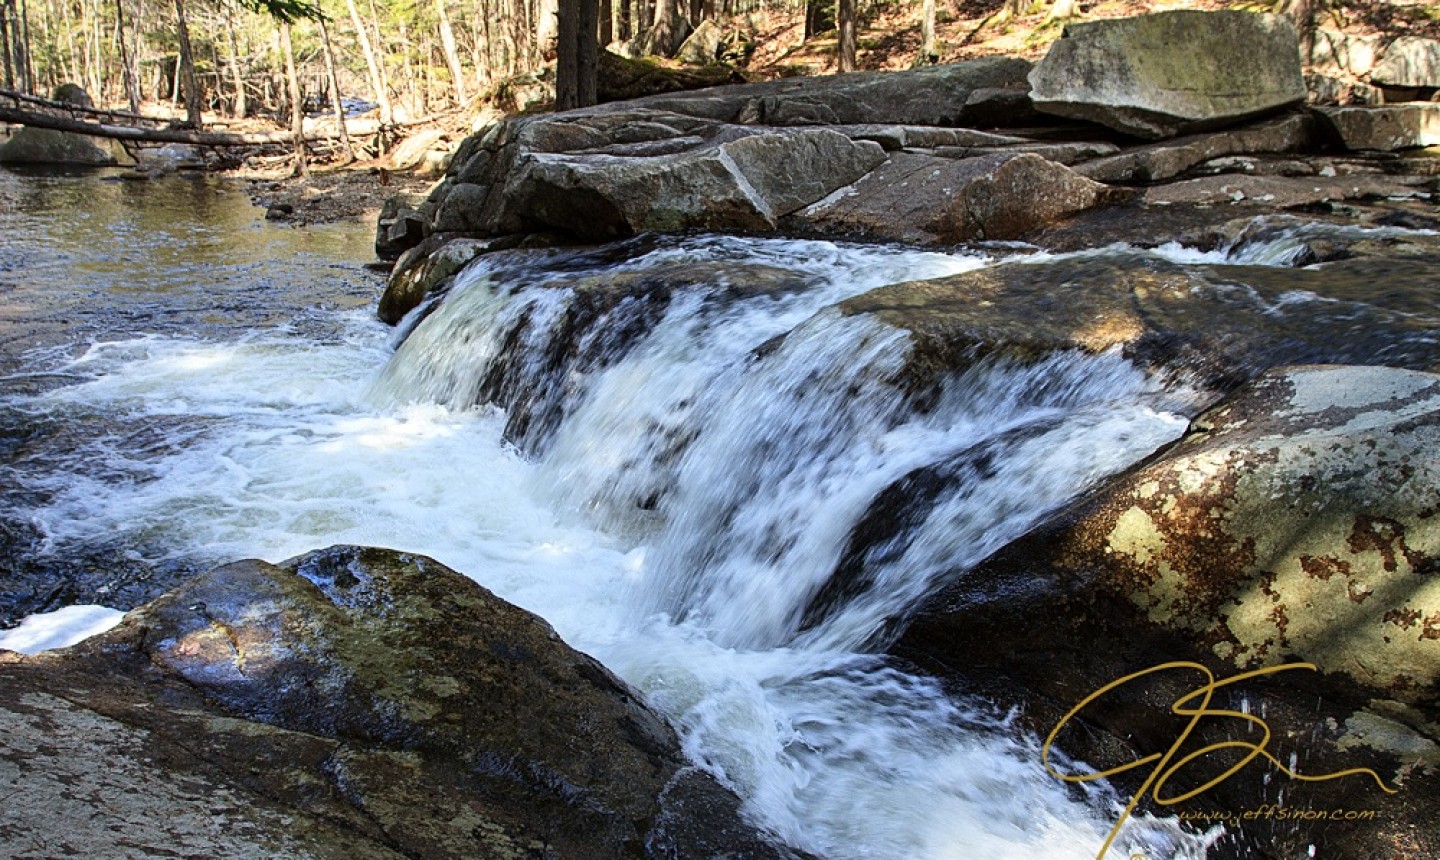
[[0, 546, 801, 859], [1028, 11, 1307, 139], [892, 366, 1440, 859]]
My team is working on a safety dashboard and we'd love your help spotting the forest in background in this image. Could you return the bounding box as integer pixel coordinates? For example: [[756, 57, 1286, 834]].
[[0, 0, 1437, 139]]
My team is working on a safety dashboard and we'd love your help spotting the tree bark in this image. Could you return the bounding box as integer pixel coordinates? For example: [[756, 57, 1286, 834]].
[[117, 0, 141, 112], [434, 0, 467, 105], [318, 15, 353, 162], [279, 18, 305, 176], [0, 3, 13, 91], [554, 0, 596, 110], [343, 0, 391, 131], [223, 2, 246, 117], [836, 0, 855, 72], [172, 0, 202, 127], [919, 0, 935, 62]]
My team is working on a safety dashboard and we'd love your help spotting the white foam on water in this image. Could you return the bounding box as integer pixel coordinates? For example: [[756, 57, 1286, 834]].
[[8, 236, 1213, 859], [0, 604, 127, 653]]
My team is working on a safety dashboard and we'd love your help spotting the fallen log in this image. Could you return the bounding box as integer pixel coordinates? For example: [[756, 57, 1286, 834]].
[[0, 104, 344, 147]]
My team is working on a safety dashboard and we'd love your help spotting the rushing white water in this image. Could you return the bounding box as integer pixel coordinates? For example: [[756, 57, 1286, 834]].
[[7, 235, 1216, 859]]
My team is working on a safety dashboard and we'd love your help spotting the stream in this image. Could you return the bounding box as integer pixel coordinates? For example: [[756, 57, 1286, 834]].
[[0, 168, 1275, 858]]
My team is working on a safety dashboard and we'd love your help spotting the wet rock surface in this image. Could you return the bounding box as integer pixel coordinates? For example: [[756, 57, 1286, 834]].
[[0, 545, 801, 859], [837, 253, 1440, 393], [891, 366, 1440, 860]]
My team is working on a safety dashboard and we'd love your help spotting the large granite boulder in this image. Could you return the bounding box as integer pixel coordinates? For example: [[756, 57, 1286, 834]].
[[0, 546, 800, 859], [891, 366, 1440, 859], [625, 56, 1034, 127], [1028, 11, 1307, 139], [506, 127, 887, 239]]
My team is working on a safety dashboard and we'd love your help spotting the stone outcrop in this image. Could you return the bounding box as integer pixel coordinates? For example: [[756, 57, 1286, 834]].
[[1028, 11, 1307, 139], [373, 9, 1440, 301], [0, 546, 801, 859], [891, 366, 1440, 859]]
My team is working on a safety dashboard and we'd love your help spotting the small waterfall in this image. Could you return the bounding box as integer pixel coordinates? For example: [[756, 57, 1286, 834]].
[[372, 237, 1210, 857], [14, 230, 1214, 859]]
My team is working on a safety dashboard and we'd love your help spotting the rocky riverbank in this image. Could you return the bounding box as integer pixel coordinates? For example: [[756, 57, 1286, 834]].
[[5, 9, 1440, 859]]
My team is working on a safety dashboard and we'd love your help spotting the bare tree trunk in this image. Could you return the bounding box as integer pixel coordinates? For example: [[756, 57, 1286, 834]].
[[0, 3, 13, 91], [344, 0, 391, 132], [555, 0, 596, 109], [117, 0, 141, 111], [598, 0, 610, 46], [919, 0, 935, 62], [172, 0, 202, 126], [367, 0, 394, 115], [1045, 0, 1078, 24], [223, 3, 246, 117], [644, 0, 684, 57], [280, 18, 306, 176], [18, 0, 30, 92], [836, 0, 855, 72], [434, 0, 467, 105], [536, 0, 557, 58], [318, 16, 353, 162]]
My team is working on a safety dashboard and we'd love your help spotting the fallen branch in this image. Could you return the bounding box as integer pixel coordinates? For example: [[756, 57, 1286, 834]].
[[0, 103, 358, 147]]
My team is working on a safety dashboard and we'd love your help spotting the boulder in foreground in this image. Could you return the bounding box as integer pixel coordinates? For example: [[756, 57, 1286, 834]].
[[0, 545, 801, 859]]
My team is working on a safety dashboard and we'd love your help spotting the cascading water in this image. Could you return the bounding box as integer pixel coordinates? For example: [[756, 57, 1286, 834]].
[[363, 236, 1210, 858], [4, 180, 1259, 859]]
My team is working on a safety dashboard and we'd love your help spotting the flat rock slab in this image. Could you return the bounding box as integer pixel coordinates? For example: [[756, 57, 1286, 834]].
[[619, 56, 1034, 127], [1141, 172, 1431, 207], [1319, 103, 1440, 152], [1029, 10, 1307, 139], [1076, 113, 1315, 182]]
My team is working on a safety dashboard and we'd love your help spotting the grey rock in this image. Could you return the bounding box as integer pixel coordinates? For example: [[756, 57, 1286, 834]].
[[676, 18, 723, 66], [506, 128, 886, 238], [1140, 172, 1430, 207], [0, 127, 120, 165], [1318, 103, 1440, 152], [1029, 11, 1307, 139], [0, 546, 802, 859], [625, 56, 1034, 127], [1076, 113, 1315, 182], [1372, 36, 1440, 88], [790, 152, 1111, 244], [1307, 29, 1383, 77]]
